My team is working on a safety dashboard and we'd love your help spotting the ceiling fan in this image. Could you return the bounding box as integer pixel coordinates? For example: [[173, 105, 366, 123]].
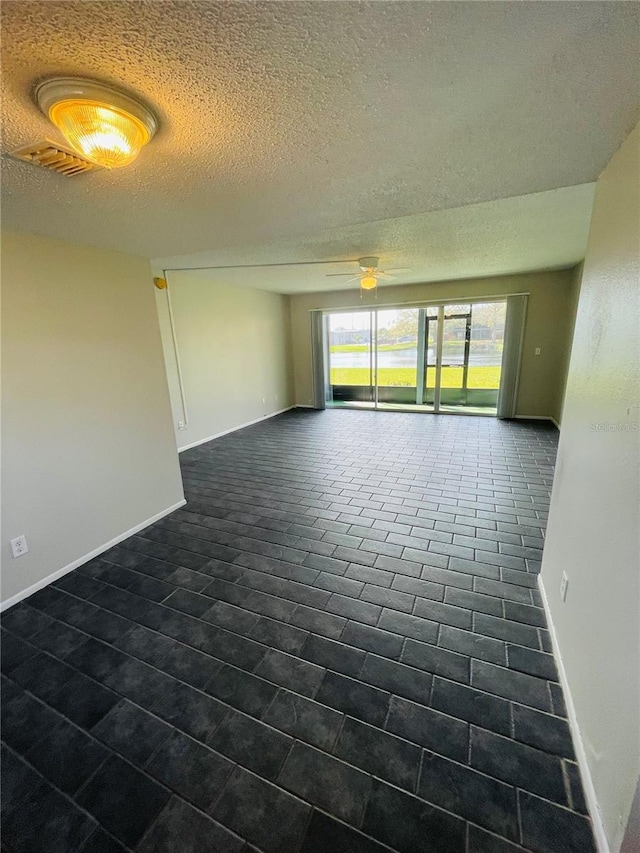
[[326, 257, 412, 294]]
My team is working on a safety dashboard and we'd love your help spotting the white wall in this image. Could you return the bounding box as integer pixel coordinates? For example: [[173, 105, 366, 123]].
[[155, 271, 295, 451], [540, 124, 640, 853], [1, 231, 184, 606]]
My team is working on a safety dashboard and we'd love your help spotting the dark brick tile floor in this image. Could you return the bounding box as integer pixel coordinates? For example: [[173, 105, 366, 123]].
[[1, 409, 596, 852]]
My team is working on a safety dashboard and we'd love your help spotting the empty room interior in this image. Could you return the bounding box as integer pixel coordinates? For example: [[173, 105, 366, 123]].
[[1, 3, 639, 853]]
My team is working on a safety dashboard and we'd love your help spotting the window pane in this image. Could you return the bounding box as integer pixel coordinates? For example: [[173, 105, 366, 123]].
[[467, 302, 506, 389], [377, 308, 419, 388], [328, 312, 372, 387]]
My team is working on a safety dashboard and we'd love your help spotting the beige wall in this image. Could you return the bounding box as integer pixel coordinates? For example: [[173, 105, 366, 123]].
[[155, 272, 295, 450], [554, 263, 584, 425], [290, 269, 580, 423], [540, 124, 640, 853], [1, 231, 184, 605]]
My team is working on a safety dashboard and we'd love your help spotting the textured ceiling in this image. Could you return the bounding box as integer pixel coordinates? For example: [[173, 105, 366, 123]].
[[1, 1, 638, 287], [156, 183, 596, 294]]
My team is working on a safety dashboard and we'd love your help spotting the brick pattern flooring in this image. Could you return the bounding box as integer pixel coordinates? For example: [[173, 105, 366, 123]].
[[1, 409, 595, 852]]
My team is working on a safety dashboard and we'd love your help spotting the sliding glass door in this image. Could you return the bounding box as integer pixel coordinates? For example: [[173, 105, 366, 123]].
[[439, 301, 506, 413], [325, 300, 506, 415], [439, 305, 471, 411], [375, 308, 420, 409], [327, 311, 375, 407]]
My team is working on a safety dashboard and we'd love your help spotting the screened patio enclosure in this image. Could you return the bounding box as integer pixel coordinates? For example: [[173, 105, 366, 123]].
[[311, 298, 525, 417]]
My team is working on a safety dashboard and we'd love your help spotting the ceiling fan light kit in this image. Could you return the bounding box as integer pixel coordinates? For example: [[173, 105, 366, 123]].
[[35, 77, 157, 169], [325, 256, 412, 296]]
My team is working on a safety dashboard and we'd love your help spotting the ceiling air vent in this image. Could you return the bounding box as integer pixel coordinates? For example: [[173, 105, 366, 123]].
[[9, 138, 101, 176]]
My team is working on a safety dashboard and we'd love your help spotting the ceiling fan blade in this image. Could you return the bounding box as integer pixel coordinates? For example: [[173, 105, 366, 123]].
[[326, 264, 411, 279]]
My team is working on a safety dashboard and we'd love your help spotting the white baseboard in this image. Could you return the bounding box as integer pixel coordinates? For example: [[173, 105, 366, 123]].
[[514, 414, 560, 429], [294, 404, 315, 409], [538, 576, 610, 853], [0, 499, 187, 612], [177, 406, 295, 452]]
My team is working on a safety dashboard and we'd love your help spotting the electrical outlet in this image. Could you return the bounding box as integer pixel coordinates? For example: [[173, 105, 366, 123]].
[[560, 572, 569, 602], [178, 421, 186, 430], [10, 535, 28, 558]]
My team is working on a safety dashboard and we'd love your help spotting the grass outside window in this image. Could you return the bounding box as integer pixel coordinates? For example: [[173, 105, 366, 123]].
[[330, 365, 501, 388]]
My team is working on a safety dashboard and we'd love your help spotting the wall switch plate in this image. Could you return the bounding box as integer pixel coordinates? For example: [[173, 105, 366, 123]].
[[10, 535, 28, 558], [178, 421, 186, 430], [534, 347, 541, 356], [560, 572, 569, 601]]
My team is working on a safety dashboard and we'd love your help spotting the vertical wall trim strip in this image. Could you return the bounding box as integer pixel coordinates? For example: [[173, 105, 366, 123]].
[[163, 270, 189, 427]]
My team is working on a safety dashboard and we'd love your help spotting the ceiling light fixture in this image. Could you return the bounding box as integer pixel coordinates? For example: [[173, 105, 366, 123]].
[[360, 274, 378, 291], [36, 77, 157, 169], [325, 257, 411, 297]]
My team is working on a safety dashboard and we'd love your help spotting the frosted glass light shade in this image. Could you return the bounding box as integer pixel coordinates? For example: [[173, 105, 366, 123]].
[[360, 274, 377, 290], [49, 100, 149, 168], [36, 78, 157, 169]]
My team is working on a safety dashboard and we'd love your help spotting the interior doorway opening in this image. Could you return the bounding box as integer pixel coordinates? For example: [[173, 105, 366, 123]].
[[324, 301, 507, 415]]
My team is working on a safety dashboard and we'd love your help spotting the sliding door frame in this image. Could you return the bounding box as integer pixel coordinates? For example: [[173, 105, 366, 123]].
[[415, 308, 427, 406], [323, 294, 517, 415], [433, 306, 445, 413], [373, 310, 379, 408]]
